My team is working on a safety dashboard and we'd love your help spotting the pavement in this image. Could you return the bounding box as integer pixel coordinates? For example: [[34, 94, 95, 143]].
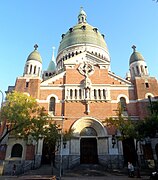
[[0, 164, 151, 180]]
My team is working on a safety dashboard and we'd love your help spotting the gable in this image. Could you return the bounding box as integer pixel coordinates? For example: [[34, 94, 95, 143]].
[[40, 71, 65, 86]]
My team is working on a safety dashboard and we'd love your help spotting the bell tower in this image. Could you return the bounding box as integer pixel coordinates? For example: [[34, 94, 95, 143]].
[[15, 44, 42, 98]]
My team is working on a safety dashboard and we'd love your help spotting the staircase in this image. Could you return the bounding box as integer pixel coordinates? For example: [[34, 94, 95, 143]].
[[64, 164, 108, 177], [18, 164, 55, 180]]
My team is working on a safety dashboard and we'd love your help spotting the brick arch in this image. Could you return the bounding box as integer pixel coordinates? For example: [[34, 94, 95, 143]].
[[71, 117, 107, 137], [46, 94, 59, 103], [117, 94, 129, 103], [145, 93, 154, 99]]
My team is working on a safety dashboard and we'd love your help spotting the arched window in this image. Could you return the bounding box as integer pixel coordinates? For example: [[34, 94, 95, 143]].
[[70, 89, 73, 99], [80, 127, 97, 136], [38, 67, 40, 76], [103, 89, 106, 99], [120, 97, 127, 111], [98, 89, 101, 99], [26, 65, 29, 74], [29, 65, 32, 74], [136, 66, 139, 75], [132, 67, 135, 75], [94, 89, 97, 99], [49, 97, 56, 114], [75, 89, 77, 99], [79, 89, 82, 99], [34, 66, 36, 74], [11, 144, 23, 158], [141, 65, 144, 74]]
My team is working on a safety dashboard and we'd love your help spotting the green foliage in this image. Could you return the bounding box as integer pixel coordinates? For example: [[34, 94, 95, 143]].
[[63, 128, 74, 141], [1, 91, 74, 157], [43, 123, 60, 152], [1, 91, 47, 142], [104, 104, 138, 140], [136, 114, 158, 138]]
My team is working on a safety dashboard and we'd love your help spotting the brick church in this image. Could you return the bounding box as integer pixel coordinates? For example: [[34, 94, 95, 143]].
[[1, 8, 158, 174]]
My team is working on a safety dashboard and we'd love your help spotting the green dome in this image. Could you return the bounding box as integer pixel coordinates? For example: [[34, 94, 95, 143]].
[[27, 46, 42, 63], [58, 22, 107, 54], [47, 60, 56, 71], [129, 46, 144, 65]]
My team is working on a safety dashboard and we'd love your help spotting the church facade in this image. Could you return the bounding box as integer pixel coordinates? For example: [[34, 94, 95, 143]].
[[1, 8, 158, 174]]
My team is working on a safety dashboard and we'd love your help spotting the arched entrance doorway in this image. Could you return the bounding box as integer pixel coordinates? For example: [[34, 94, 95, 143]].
[[80, 138, 98, 164], [80, 127, 98, 164], [71, 117, 108, 166]]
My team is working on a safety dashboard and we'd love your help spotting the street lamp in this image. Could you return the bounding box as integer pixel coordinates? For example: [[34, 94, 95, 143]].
[[57, 114, 64, 180], [112, 135, 116, 148]]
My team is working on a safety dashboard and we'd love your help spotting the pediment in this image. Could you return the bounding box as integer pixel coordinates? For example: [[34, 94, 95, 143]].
[[64, 51, 110, 66]]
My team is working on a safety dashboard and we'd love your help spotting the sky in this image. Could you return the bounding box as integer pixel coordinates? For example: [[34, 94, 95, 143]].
[[0, 0, 158, 103]]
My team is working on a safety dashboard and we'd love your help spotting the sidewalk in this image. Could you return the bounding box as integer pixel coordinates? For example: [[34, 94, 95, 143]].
[[0, 164, 151, 180], [0, 174, 150, 180]]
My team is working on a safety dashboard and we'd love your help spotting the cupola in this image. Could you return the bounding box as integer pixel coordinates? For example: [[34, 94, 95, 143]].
[[23, 44, 42, 77], [129, 45, 148, 80]]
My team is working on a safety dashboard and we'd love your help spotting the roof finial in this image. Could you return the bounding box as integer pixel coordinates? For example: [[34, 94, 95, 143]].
[[132, 45, 136, 52], [52, 46, 55, 61], [34, 44, 38, 50]]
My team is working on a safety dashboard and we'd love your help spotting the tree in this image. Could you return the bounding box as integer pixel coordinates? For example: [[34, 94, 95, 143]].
[[105, 104, 137, 140], [0, 91, 74, 171], [104, 104, 142, 177], [0, 91, 47, 143]]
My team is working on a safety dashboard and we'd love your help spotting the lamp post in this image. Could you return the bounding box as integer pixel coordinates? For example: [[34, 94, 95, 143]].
[[59, 114, 64, 180]]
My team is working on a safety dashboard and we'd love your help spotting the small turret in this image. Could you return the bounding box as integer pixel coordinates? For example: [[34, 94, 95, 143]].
[[129, 45, 148, 80], [43, 47, 56, 80], [78, 7, 87, 24], [23, 44, 42, 77]]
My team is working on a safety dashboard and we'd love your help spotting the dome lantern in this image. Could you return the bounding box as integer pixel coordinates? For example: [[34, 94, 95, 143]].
[[78, 7, 87, 24]]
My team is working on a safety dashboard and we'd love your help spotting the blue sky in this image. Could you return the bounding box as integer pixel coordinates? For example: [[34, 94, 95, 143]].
[[0, 0, 158, 102]]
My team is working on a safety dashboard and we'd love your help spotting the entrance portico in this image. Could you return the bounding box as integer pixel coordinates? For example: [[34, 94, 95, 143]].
[[69, 117, 108, 167]]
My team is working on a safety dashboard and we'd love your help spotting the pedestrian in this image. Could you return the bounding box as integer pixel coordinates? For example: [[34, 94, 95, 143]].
[[52, 175, 56, 180], [128, 162, 134, 177], [12, 164, 16, 176]]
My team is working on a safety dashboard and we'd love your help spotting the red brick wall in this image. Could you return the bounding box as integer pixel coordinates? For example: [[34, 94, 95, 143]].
[[25, 144, 35, 160], [0, 144, 7, 160]]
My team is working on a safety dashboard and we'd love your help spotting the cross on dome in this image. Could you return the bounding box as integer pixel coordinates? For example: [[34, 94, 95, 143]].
[[132, 45, 136, 52], [34, 44, 38, 50]]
